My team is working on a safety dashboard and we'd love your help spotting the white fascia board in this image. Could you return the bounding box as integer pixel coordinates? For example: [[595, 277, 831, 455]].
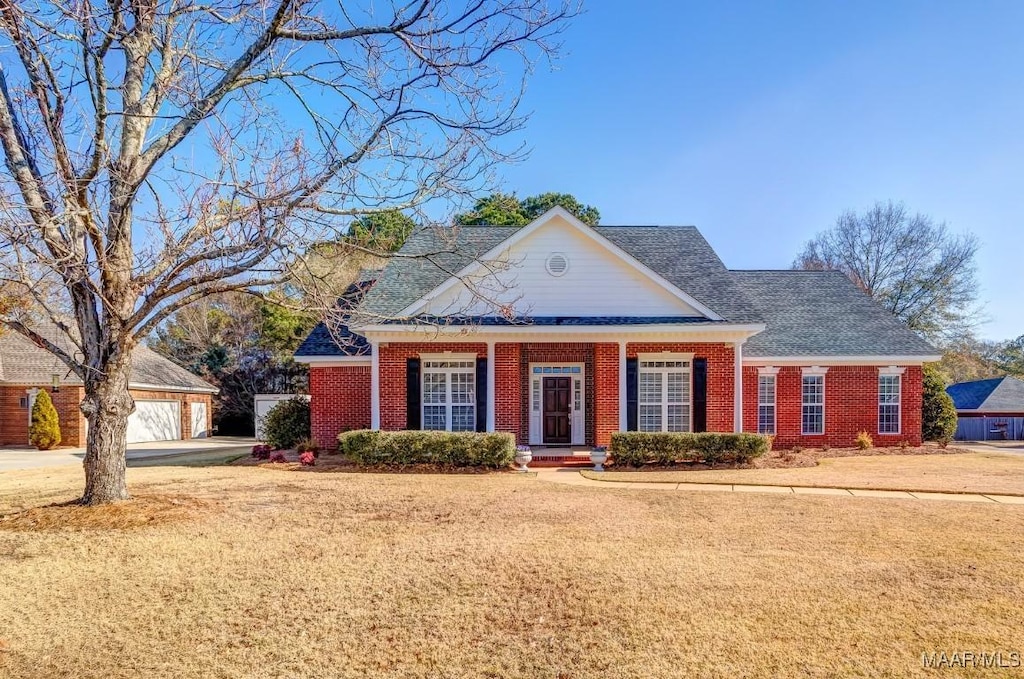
[[129, 382, 219, 394], [743, 355, 942, 366], [358, 322, 765, 337], [293, 355, 371, 366], [395, 206, 724, 321]]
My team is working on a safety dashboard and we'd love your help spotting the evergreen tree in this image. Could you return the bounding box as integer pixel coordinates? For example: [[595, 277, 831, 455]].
[[29, 390, 62, 450], [922, 364, 958, 444]]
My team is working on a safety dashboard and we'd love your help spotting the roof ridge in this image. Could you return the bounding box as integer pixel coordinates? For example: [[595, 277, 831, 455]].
[[731, 269, 845, 274]]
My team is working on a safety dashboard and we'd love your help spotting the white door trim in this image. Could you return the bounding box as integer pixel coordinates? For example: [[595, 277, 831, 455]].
[[528, 362, 585, 446]]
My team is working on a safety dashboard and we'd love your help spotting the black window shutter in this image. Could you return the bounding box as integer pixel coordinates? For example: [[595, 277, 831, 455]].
[[626, 357, 638, 431], [693, 357, 708, 433], [475, 357, 487, 432], [406, 358, 421, 430]]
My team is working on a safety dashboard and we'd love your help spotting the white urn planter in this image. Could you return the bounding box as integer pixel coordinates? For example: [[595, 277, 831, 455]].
[[514, 445, 532, 472], [590, 447, 608, 471]]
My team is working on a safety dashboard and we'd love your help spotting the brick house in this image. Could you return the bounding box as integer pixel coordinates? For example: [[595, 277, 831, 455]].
[[295, 208, 938, 449], [0, 322, 217, 446]]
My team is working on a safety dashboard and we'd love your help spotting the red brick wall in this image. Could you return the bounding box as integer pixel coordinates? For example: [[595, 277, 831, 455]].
[[0, 385, 86, 446], [593, 343, 620, 446], [378, 343, 488, 430], [0, 386, 211, 446], [494, 343, 522, 441], [741, 365, 923, 447], [627, 343, 736, 432], [309, 365, 371, 447]]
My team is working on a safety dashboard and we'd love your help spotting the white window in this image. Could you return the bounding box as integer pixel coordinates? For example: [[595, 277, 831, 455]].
[[638, 359, 691, 432], [758, 375, 776, 435], [801, 374, 824, 435], [879, 374, 901, 434], [422, 359, 476, 432]]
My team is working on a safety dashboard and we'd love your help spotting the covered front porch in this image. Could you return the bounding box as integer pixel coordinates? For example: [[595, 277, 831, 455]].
[[362, 323, 760, 447]]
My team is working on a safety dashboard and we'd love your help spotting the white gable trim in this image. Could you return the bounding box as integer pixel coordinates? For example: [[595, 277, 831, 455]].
[[744, 355, 941, 366], [396, 206, 724, 321]]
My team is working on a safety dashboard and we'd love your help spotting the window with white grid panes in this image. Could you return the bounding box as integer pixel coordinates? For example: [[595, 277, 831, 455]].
[[801, 375, 824, 435], [421, 359, 476, 432], [638, 359, 691, 432], [757, 374, 776, 434], [878, 374, 901, 434]]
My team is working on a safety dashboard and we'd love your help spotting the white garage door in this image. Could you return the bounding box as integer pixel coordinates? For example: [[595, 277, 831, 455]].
[[127, 400, 181, 443], [191, 402, 209, 438]]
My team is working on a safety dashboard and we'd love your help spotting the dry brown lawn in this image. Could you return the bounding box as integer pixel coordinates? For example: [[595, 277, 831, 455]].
[[2, 463, 1024, 678], [591, 452, 1024, 495]]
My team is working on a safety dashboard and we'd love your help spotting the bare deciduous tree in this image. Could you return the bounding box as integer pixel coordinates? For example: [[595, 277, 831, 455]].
[[0, 0, 575, 504], [794, 200, 979, 343]]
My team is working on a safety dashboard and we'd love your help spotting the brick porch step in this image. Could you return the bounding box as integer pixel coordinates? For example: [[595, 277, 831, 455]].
[[528, 459, 593, 468]]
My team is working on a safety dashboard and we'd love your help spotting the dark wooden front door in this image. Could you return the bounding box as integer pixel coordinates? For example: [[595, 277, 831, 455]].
[[543, 377, 571, 444]]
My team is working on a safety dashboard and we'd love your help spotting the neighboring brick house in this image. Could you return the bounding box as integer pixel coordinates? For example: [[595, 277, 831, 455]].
[[295, 207, 938, 450], [0, 322, 217, 446]]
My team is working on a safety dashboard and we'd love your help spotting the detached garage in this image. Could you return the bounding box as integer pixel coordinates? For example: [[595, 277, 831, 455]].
[[947, 376, 1024, 441], [0, 321, 217, 446]]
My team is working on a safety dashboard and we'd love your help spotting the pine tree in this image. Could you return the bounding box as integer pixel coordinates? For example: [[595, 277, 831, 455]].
[[29, 390, 62, 450]]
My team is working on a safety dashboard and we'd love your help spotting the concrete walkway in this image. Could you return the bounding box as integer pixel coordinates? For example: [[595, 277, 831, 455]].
[[0, 437, 255, 472], [534, 468, 1024, 505], [955, 440, 1024, 455]]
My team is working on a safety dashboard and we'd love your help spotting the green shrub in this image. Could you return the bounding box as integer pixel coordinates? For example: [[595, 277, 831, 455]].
[[922, 364, 957, 444], [262, 397, 311, 449], [337, 430, 515, 468], [609, 432, 771, 467], [29, 390, 61, 450]]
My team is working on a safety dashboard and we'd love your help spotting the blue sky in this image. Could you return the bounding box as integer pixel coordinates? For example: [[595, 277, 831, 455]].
[[493, 1, 1024, 341]]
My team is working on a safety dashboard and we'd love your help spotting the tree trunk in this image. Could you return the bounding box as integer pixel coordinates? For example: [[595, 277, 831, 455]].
[[79, 353, 135, 505]]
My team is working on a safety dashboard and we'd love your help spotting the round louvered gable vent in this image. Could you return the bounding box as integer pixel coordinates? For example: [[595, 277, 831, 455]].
[[545, 252, 569, 277]]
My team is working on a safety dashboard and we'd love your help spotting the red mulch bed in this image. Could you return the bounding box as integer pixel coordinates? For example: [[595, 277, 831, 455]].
[[607, 443, 970, 472], [232, 452, 510, 474]]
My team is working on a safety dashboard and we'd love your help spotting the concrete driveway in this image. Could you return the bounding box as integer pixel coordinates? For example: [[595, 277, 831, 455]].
[[0, 437, 255, 472], [954, 440, 1024, 455]]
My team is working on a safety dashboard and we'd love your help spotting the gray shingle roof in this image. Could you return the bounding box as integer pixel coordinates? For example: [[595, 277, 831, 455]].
[[303, 223, 937, 360], [732, 270, 937, 357], [0, 321, 217, 392], [359, 226, 516, 319], [359, 225, 762, 322], [295, 281, 373, 357], [947, 377, 1024, 412]]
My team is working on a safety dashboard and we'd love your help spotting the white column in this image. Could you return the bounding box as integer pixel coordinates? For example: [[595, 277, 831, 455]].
[[486, 341, 496, 432], [734, 340, 744, 433], [370, 340, 380, 430], [618, 340, 628, 431]]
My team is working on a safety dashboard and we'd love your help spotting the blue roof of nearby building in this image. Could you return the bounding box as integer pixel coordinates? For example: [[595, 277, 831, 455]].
[[947, 376, 1024, 412]]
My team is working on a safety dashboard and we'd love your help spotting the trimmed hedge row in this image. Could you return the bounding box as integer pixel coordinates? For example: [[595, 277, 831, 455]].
[[338, 430, 516, 468], [609, 432, 771, 467]]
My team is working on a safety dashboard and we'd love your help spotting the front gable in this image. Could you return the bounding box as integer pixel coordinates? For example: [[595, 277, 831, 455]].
[[401, 208, 721, 319]]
